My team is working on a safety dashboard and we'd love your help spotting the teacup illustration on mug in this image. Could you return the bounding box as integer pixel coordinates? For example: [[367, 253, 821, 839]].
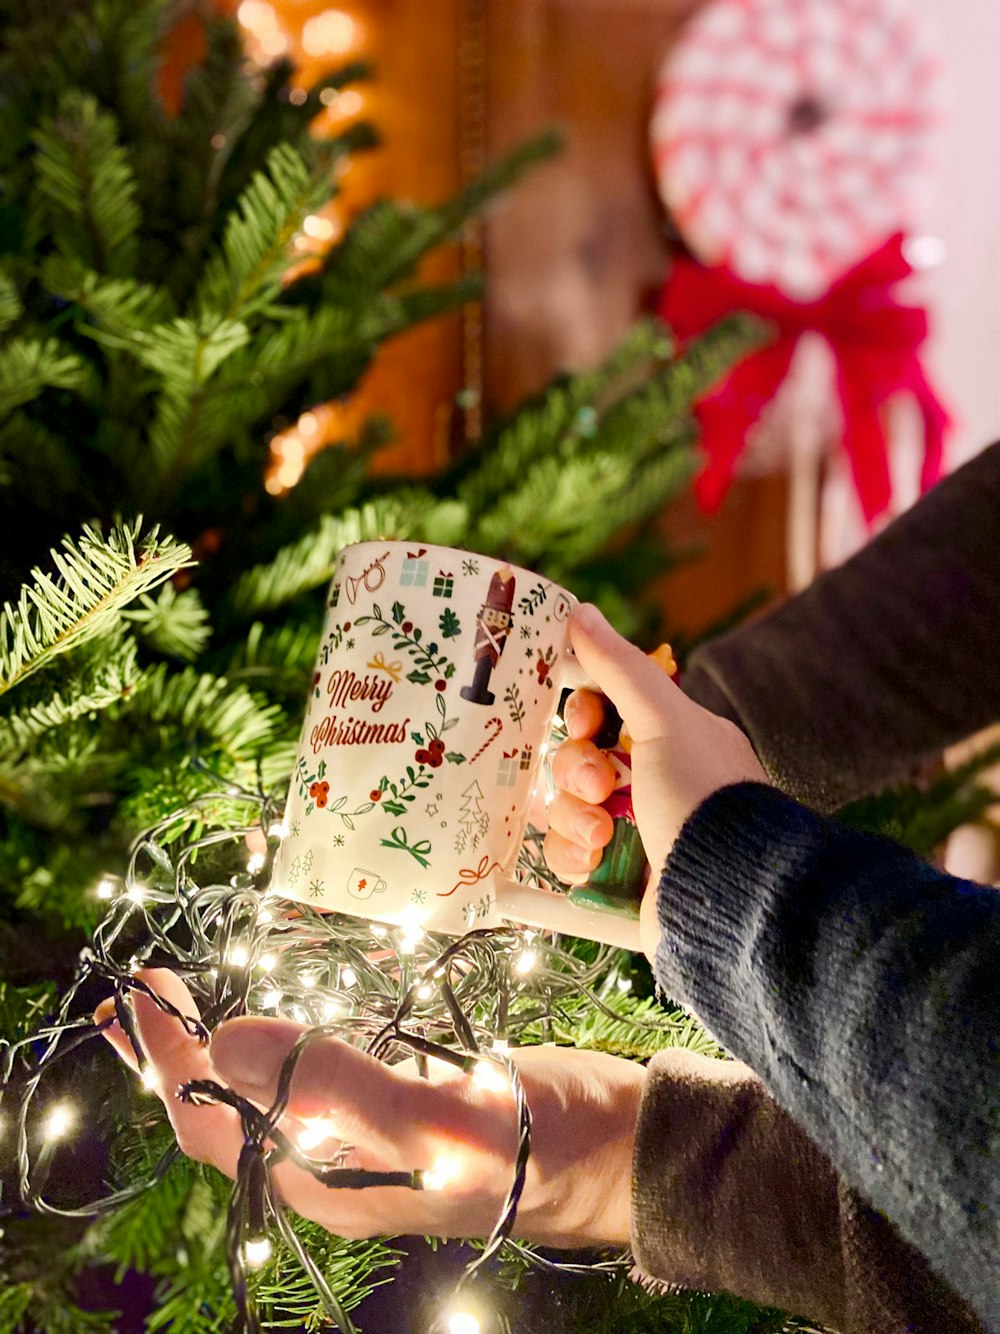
[[271, 542, 644, 950]]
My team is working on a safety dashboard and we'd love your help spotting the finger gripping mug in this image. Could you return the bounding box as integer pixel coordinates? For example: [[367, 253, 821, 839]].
[[272, 542, 642, 950]]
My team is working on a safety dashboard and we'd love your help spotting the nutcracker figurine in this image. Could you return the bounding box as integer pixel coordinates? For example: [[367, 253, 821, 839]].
[[460, 566, 516, 706]]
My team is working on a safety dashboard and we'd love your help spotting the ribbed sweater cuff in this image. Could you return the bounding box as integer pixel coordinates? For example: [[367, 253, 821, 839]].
[[653, 781, 826, 1054]]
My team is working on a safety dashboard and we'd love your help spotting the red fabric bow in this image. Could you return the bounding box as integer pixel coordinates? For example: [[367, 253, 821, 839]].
[[660, 235, 951, 522]]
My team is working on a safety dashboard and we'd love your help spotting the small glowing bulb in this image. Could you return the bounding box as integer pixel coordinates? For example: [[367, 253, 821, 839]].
[[303, 215, 336, 241], [340, 966, 357, 988], [243, 1236, 272, 1269], [336, 89, 363, 117], [447, 1314, 481, 1334], [370, 924, 388, 938], [267, 821, 288, 840], [257, 906, 273, 924], [42, 1103, 75, 1143], [515, 949, 538, 975], [398, 923, 423, 955], [140, 1067, 160, 1092], [258, 953, 276, 972], [421, 1153, 460, 1192], [615, 975, 632, 993], [246, 851, 266, 875], [301, 972, 317, 989], [127, 883, 147, 904], [297, 1117, 336, 1152], [416, 983, 433, 1000], [491, 1038, 509, 1053], [228, 944, 250, 967], [472, 1060, 508, 1095], [302, 10, 356, 57], [95, 877, 117, 900], [261, 987, 281, 1009], [322, 998, 343, 1020]]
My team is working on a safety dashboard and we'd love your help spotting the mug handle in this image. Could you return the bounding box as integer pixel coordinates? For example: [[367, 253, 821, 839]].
[[494, 650, 645, 952]]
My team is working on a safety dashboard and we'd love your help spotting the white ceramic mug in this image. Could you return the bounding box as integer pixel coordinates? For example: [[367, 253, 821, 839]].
[[271, 542, 642, 950]]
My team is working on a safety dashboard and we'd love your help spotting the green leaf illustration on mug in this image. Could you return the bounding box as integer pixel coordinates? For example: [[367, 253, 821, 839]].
[[354, 601, 457, 686], [373, 762, 433, 817]]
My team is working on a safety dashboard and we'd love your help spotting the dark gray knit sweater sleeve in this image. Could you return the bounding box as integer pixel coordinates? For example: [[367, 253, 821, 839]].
[[681, 442, 1000, 811], [654, 782, 1000, 1332]]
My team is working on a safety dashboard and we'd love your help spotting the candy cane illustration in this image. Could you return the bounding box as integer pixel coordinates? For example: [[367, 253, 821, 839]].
[[470, 716, 503, 763]]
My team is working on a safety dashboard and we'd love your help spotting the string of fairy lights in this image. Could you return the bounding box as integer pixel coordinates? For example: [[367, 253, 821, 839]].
[[0, 766, 658, 1334]]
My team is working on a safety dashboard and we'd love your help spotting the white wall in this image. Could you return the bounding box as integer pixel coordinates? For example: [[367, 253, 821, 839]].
[[920, 0, 1000, 463]]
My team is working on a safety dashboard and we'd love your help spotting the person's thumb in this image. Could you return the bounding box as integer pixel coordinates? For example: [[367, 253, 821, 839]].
[[569, 604, 679, 743]]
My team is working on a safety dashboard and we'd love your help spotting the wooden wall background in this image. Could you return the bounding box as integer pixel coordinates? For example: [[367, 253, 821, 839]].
[[234, 0, 791, 635]]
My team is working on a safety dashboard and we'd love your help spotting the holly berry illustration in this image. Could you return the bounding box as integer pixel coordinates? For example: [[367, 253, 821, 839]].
[[402, 620, 413, 633], [415, 747, 432, 764], [536, 656, 550, 685], [309, 779, 330, 809], [435, 679, 447, 691], [429, 738, 445, 757], [370, 788, 382, 801]]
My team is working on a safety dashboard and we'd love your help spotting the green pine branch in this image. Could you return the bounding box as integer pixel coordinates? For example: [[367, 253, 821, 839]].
[[31, 90, 141, 275], [0, 338, 89, 423], [226, 498, 427, 620], [194, 143, 336, 321], [0, 522, 191, 698], [0, 635, 142, 752]]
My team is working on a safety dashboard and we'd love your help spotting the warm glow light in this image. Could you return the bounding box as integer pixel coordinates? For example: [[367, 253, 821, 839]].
[[322, 998, 343, 1020], [301, 9, 357, 57], [42, 1103, 75, 1143], [247, 851, 266, 875], [228, 944, 250, 967], [491, 1038, 509, 1053], [261, 987, 281, 1009], [335, 89, 364, 117], [258, 953, 276, 972], [298, 411, 319, 437], [303, 214, 336, 241], [447, 1314, 481, 1334], [297, 1117, 337, 1152], [259, 30, 288, 57], [127, 883, 147, 904], [243, 1236, 272, 1269], [340, 966, 357, 988], [267, 821, 288, 840], [472, 1060, 508, 1095], [421, 1153, 461, 1192], [514, 949, 538, 975], [237, 0, 278, 33], [140, 1067, 160, 1092], [95, 877, 117, 900], [416, 983, 433, 1000], [301, 972, 317, 989]]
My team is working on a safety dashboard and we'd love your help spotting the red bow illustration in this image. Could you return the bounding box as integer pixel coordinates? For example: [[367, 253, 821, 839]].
[[660, 234, 951, 523]]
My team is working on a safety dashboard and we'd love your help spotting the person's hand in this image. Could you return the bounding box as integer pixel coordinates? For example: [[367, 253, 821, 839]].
[[544, 603, 768, 960], [97, 968, 645, 1248]]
